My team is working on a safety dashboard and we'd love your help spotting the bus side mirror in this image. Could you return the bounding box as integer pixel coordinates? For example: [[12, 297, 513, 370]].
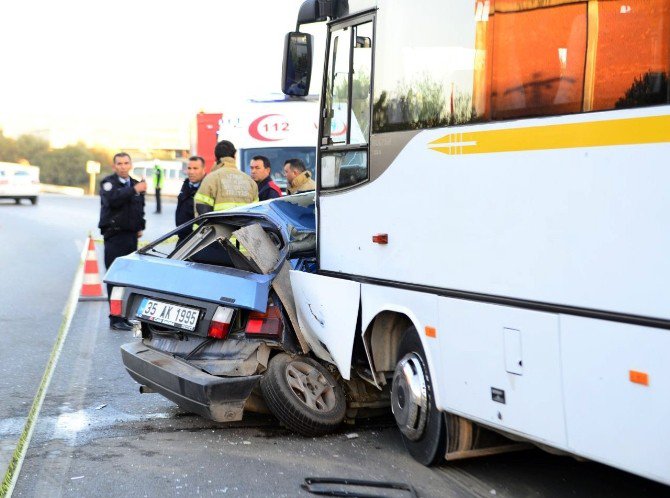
[[282, 32, 313, 97]]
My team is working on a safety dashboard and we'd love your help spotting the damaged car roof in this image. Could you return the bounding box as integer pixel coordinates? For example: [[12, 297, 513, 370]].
[[222, 191, 315, 233]]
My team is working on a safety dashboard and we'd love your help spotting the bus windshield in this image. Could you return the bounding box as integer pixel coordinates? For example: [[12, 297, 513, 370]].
[[241, 146, 316, 190]]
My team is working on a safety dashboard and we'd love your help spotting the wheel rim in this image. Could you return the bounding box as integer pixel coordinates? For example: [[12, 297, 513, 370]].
[[285, 361, 337, 412], [391, 353, 428, 441]]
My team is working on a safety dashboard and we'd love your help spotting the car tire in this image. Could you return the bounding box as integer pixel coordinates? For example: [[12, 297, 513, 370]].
[[30, 197, 37, 205], [391, 327, 447, 465], [261, 353, 346, 436]]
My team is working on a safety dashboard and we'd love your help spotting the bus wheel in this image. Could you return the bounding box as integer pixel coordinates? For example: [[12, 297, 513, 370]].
[[261, 353, 346, 437], [392, 328, 446, 465]]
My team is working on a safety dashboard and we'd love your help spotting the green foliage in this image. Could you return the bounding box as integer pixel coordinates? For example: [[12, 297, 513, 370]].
[[615, 71, 668, 109], [0, 130, 113, 187], [0, 131, 19, 162], [372, 76, 475, 133]]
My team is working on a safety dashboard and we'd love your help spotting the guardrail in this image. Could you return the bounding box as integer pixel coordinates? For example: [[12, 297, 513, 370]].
[[39, 184, 85, 197]]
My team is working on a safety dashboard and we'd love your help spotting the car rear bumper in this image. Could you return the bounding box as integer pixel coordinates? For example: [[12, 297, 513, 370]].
[[121, 340, 261, 423]]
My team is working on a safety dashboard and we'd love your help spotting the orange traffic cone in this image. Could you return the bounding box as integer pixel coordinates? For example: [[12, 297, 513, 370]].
[[80, 236, 105, 300]]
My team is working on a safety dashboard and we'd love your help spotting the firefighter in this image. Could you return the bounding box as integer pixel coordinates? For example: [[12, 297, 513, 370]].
[[194, 140, 258, 215], [98, 152, 146, 330], [283, 158, 316, 194]]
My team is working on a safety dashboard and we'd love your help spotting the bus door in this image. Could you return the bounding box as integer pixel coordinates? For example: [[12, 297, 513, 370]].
[[318, 14, 374, 265]]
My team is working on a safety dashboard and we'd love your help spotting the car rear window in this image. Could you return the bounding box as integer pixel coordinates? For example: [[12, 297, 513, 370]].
[[14, 171, 29, 176]]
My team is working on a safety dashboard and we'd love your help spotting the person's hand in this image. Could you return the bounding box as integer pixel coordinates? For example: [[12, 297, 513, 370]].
[[137, 231, 143, 238], [134, 180, 147, 194]]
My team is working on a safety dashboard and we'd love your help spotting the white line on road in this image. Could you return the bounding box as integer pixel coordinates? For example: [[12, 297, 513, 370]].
[[0, 240, 88, 498]]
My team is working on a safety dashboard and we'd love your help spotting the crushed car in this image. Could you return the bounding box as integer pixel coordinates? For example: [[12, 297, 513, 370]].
[[105, 193, 385, 435]]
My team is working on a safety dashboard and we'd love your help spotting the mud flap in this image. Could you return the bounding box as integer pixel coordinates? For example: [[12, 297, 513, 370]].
[[444, 414, 532, 461]]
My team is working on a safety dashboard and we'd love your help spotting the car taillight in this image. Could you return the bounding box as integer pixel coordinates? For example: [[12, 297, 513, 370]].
[[110, 287, 124, 316], [0, 179, 8, 185], [245, 303, 283, 338], [208, 306, 234, 339]]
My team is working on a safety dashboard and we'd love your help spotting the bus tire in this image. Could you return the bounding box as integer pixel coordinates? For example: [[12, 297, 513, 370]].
[[392, 327, 446, 465], [260, 353, 346, 437]]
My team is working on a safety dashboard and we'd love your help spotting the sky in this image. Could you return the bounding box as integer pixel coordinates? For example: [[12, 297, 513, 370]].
[[0, 0, 324, 149]]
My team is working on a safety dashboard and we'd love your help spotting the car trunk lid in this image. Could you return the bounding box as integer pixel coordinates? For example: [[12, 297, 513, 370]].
[[105, 253, 273, 312]]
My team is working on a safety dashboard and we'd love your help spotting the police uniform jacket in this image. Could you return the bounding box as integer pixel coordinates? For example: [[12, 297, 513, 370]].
[[98, 174, 146, 238], [175, 178, 200, 234], [257, 176, 283, 201]]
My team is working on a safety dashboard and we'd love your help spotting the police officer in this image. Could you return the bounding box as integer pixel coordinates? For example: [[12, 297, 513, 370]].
[[175, 156, 206, 245], [194, 140, 258, 215], [98, 152, 146, 330]]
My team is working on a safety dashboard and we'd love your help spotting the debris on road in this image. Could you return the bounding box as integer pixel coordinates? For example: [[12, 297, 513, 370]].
[[95, 404, 107, 410], [302, 477, 418, 497], [346, 433, 359, 440]]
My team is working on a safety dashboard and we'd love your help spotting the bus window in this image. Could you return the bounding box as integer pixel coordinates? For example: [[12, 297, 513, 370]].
[[321, 17, 373, 191], [350, 22, 373, 145], [591, 1, 670, 111], [372, 0, 478, 132], [323, 26, 352, 146], [491, 1, 587, 120], [321, 150, 367, 190]]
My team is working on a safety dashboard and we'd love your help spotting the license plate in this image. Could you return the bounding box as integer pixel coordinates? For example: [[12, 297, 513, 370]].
[[136, 298, 199, 331]]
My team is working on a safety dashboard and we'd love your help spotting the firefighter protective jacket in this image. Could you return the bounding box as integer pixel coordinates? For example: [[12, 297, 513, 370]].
[[194, 157, 258, 215], [287, 170, 316, 195]]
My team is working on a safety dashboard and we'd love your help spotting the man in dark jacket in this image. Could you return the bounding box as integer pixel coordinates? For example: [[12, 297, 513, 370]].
[[175, 156, 206, 244], [250, 155, 282, 201], [98, 152, 146, 330]]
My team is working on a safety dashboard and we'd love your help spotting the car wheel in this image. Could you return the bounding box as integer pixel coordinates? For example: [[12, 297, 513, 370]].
[[391, 327, 446, 465], [30, 197, 37, 205], [261, 353, 346, 436]]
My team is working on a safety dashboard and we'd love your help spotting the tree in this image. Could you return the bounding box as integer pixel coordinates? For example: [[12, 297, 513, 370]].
[[16, 134, 49, 164], [615, 72, 668, 109], [0, 130, 19, 162]]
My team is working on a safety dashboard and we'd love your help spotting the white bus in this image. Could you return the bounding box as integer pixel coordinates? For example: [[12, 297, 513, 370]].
[[282, 0, 670, 485]]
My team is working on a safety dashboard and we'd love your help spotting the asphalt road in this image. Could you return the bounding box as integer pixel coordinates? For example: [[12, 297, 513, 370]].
[[1, 194, 668, 497]]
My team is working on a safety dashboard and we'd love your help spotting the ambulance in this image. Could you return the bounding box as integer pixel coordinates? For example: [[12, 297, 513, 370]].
[[203, 95, 320, 190]]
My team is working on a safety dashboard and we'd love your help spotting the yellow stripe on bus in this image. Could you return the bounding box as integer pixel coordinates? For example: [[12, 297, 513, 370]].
[[429, 115, 670, 156]]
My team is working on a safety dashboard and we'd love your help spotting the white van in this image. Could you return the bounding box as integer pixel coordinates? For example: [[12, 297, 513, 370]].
[[0, 163, 40, 205], [131, 160, 186, 197]]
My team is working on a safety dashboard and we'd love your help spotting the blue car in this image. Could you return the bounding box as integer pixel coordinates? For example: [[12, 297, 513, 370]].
[[105, 193, 352, 435]]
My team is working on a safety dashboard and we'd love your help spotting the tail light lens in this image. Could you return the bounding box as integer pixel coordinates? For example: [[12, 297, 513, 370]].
[[245, 302, 283, 338], [110, 287, 124, 316], [208, 306, 234, 339]]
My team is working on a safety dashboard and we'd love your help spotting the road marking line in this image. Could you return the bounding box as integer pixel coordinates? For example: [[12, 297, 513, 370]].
[[0, 241, 87, 498]]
